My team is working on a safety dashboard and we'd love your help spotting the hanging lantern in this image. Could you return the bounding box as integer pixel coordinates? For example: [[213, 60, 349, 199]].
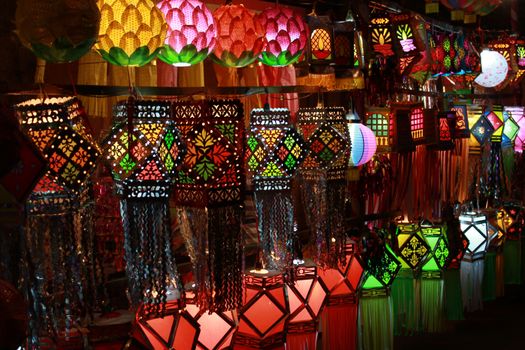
[[333, 20, 355, 68], [394, 222, 430, 271], [425, 111, 456, 150], [504, 106, 525, 151], [156, 0, 216, 67], [390, 103, 425, 150], [246, 107, 307, 271], [483, 105, 505, 143], [453, 33, 475, 73], [235, 269, 289, 349], [390, 13, 422, 76], [514, 39, 525, 69], [172, 99, 245, 312], [474, 49, 509, 88], [285, 264, 328, 349], [361, 243, 401, 291], [468, 104, 494, 153], [15, 97, 100, 346], [502, 110, 520, 145], [431, 33, 457, 75], [450, 105, 470, 138], [105, 99, 185, 312], [15, 0, 100, 63], [211, 4, 264, 68], [465, 0, 502, 16], [370, 12, 394, 57], [256, 6, 308, 67], [347, 120, 377, 167], [296, 107, 350, 265], [420, 222, 451, 272], [96, 0, 167, 67], [499, 203, 524, 241], [365, 107, 392, 152], [459, 212, 490, 261], [305, 15, 334, 66]]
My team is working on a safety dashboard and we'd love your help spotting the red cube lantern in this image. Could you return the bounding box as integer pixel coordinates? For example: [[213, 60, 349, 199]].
[[234, 270, 288, 349]]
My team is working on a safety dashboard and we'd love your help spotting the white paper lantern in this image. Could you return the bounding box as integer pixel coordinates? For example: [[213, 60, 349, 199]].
[[474, 49, 508, 88]]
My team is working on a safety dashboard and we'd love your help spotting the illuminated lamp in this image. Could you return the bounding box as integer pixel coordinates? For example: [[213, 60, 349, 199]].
[[317, 242, 364, 350], [431, 33, 457, 75], [285, 264, 328, 350], [394, 222, 430, 271], [211, 4, 264, 68], [391, 103, 425, 149], [365, 107, 392, 152], [425, 111, 456, 150], [347, 116, 377, 167], [105, 99, 185, 312], [459, 212, 490, 261], [504, 106, 525, 151], [450, 105, 470, 138], [333, 20, 355, 68], [474, 49, 509, 88], [234, 269, 289, 350], [514, 39, 525, 83], [296, 107, 349, 264], [468, 105, 494, 154], [246, 107, 307, 270], [420, 221, 450, 273], [96, 0, 167, 67], [15, 97, 100, 346], [502, 110, 520, 146], [172, 99, 245, 312], [483, 105, 505, 143], [256, 6, 308, 67], [15, 0, 100, 63], [370, 13, 394, 57], [305, 14, 334, 66], [408, 105, 424, 145], [390, 12, 422, 76], [156, 0, 216, 67]]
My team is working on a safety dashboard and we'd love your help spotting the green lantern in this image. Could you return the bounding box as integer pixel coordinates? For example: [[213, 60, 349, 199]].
[[420, 221, 450, 273]]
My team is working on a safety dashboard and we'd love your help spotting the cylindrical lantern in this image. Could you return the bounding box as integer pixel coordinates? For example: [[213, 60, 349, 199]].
[[256, 6, 308, 67], [96, 0, 167, 67], [347, 117, 377, 167], [235, 269, 289, 349], [211, 4, 265, 68], [474, 49, 509, 88], [157, 0, 217, 67], [105, 99, 185, 313], [15, 0, 100, 63]]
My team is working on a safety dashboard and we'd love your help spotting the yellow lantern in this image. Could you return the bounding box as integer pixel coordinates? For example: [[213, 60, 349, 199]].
[[96, 0, 168, 67]]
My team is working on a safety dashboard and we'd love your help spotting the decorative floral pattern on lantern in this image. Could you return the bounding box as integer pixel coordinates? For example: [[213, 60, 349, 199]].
[[515, 39, 525, 69], [432, 33, 457, 75], [16, 0, 100, 63], [370, 13, 394, 57], [361, 243, 401, 291], [365, 107, 392, 152], [474, 49, 509, 88], [96, 0, 167, 67], [211, 4, 264, 68], [156, 0, 216, 67], [390, 12, 422, 75], [256, 6, 308, 67], [420, 222, 450, 272], [235, 270, 289, 349], [459, 212, 490, 261], [504, 106, 525, 151], [15, 97, 100, 197], [499, 203, 524, 240], [394, 223, 430, 271]]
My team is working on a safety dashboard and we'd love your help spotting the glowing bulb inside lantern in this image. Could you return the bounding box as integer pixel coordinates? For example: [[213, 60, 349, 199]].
[[250, 268, 269, 275]]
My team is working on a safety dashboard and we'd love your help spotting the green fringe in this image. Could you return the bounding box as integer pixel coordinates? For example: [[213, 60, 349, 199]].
[[482, 251, 497, 301], [391, 270, 420, 335], [420, 278, 445, 333], [358, 294, 393, 350], [444, 269, 464, 321], [504, 240, 522, 285]]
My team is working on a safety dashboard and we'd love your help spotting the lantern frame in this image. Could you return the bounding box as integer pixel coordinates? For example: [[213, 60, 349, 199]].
[[394, 222, 431, 271], [333, 20, 356, 69], [365, 107, 392, 153], [459, 212, 490, 261], [425, 111, 456, 150], [360, 243, 402, 292], [420, 222, 450, 272], [450, 105, 470, 138], [370, 13, 394, 57], [305, 15, 335, 66]]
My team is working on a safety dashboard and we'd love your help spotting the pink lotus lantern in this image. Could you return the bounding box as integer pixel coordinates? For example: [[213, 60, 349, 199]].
[[157, 0, 217, 67], [211, 4, 265, 68], [256, 6, 308, 67]]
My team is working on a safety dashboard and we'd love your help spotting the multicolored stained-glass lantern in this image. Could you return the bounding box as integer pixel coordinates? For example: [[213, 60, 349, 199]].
[[425, 111, 456, 150], [347, 120, 377, 167], [502, 110, 520, 145], [305, 15, 334, 65], [420, 222, 450, 272], [285, 264, 328, 349], [16, 0, 100, 63], [459, 212, 490, 261], [211, 4, 264, 68], [172, 99, 245, 312], [394, 222, 430, 271], [105, 99, 185, 312], [365, 107, 392, 152], [468, 104, 494, 152], [296, 107, 349, 265], [483, 105, 505, 143], [504, 106, 525, 151], [96, 0, 167, 67], [157, 0, 216, 67], [450, 105, 470, 138], [247, 107, 306, 271], [474, 49, 509, 88], [256, 6, 308, 67], [333, 20, 355, 68], [235, 270, 289, 349], [370, 13, 394, 57], [431, 33, 456, 75]]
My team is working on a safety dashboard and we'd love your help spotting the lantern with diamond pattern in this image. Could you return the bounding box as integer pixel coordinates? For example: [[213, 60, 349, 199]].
[[246, 107, 307, 272], [105, 99, 185, 313], [468, 104, 494, 154], [504, 106, 525, 151]]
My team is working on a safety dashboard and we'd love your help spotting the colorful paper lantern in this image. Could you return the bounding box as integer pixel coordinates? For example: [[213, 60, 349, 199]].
[[459, 212, 490, 261], [502, 110, 520, 145], [305, 15, 334, 65], [211, 4, 264, 68], [450, 105, 470, 138], [96, 0, 167, 67], [420, 222, 450, 272], [483, 105, 505, 143], [390, 13, 421, 76], [474, 49, 509, 88], [370, 13, 394, 57], [105, 99, 185, 311], [432, 33, 457, 75], [333, 20, 355, 68], [15, 0, 100, 63], [394, 222, 430, 271], [156, 0, 216, 67], [347, 121, 377, 167], [172, 99, 245, 312], [365, 107, 392, 152], [439, 0, 475, 20], [256, 6, 308, 67], [246, 107, 306, 270], [515, 39, 525, 69], [425, 111, 456, 150], [235, 270, 289, 349], [361, 243, 401, 291], [468, 105, 494, 151], [504, 106, 525, 151]]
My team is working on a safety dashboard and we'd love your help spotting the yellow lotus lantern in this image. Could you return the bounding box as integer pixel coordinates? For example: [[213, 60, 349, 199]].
[[96, 0, 168, 67]]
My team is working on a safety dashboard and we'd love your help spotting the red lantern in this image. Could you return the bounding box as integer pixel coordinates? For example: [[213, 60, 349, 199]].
[[425, 111, 456, 150], [286, 264, 328, 350], [390, 102, 425, 151], [212, 4, 265, 68], [256, 6, 308, 67], [234, 270, 288, 349]]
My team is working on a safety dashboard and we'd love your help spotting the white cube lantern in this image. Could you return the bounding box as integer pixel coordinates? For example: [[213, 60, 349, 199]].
[[459, 212, 489, 261]]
